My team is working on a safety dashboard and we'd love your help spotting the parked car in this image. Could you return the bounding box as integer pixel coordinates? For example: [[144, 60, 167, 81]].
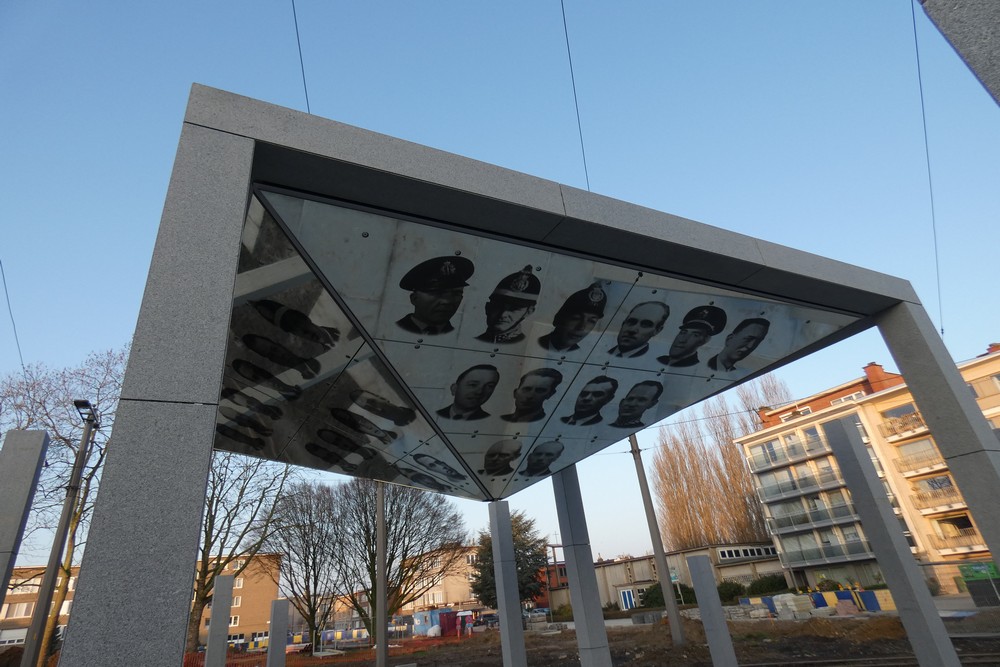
[[474, 613, 499, 628]]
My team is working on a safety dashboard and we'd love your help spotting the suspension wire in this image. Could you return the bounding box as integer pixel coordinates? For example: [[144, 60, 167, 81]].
[[291, 0, 312, 114], [0, 258, 26, 375], [909, 0, 945, 336], [560, 0, 591, 191]]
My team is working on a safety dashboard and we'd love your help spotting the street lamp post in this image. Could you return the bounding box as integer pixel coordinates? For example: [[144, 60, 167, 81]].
[[20, 400, 100, 667]]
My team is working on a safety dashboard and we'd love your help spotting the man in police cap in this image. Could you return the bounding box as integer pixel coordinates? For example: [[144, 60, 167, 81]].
[[538, 282, 607, 352], [396, 256, 475, 335], [656, 305, 727, 367], [476, 265, 541, 344]]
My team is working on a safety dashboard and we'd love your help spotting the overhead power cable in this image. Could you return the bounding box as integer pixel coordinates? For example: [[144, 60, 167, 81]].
[[560, 0, 591, 191], [909, 0, 945, 336], [0, 258, 26, 375], [291, 0, 312, 114]]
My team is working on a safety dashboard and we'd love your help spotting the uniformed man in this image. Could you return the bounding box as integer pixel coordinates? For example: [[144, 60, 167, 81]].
[[610, 380, 663, 428], [436, 364, 500, 421], [708, 318, 770, 372], [607, 302, 670, 358], [476, 265, 541, 344], [560, 375, 619, 426], [656, 305, 727, 367], [538, 282, 607, 352], [501, 368, 563, 422], [519, 441, 565, 477], [396, 256, 475, 335], [478, 440, 522, 476]]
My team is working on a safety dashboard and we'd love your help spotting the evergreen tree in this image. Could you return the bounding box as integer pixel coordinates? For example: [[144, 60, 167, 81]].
[[470, 511, 548, 608]]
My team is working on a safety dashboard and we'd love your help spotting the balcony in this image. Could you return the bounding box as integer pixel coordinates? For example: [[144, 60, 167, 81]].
[[747, 436, 830, 472], [778, 540, 874, 567], [766, 503, 859, 534], [757, 468, 844, 502], [911, 487, 965, 513], [878, 412, 928, 440], [927, 528, 988, 553], [893, 450, 947, 477]]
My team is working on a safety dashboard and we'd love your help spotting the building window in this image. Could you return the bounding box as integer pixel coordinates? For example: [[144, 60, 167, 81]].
[[234, 578, 244, 589], [205, 618, 211, 627], [967, 383, 979, 398], [10, 579, 40, 595], [466, 554, 478, 565], [232, 596, 241, 608], [830, 391, 865, 405], [881, 403, 916, 420], [227, 633, 245, 642], [229, 616, 240, 627], [252, 631, 269, 640], [2, 602, 34, 619], [231, 559, 245, 571]]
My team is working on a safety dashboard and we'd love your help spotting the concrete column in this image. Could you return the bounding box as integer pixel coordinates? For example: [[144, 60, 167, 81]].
[[266, 599, 288, 667], [877, 301, 1000, 561], [59, 121, 253, 667], [0, 430, 49, 610], [823, 416, 960, 667], [205, 575, 234, 667], [488, 501, 527, 667], [552, 465, 612, 667], [687, 555, 737, 667]]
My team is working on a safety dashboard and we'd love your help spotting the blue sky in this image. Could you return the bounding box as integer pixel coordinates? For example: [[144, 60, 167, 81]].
[[2, 2, 998, 560]]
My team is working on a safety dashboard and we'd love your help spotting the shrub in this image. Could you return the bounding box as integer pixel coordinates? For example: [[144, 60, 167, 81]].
[[603, 601, 620, 612], [640, 582, 664, 608], [815, 579, 841, 592], [552, 604, 573, 621], [747, 574, 789, 596], [675, 583, 697, 605], [717, 581, 747, 604]]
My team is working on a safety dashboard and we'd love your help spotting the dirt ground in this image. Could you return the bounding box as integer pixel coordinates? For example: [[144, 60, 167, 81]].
[[8, 612, 999, 667], [277, 614, 1000, 666]]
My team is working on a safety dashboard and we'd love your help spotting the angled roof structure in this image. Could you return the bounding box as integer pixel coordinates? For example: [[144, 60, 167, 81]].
[[157, 85, 920, 502]]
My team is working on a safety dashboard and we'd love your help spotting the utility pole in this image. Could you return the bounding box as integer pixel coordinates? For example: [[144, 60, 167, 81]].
[[21, 400, 99, 667], [628, 433, 685, 646]]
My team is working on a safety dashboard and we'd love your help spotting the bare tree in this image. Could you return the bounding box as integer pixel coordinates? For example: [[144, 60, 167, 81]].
[[263, 481, 344, 652], [334, 479, 467, 636], [652, 374, 792, 550], [0, 346, 127, 662], [186, 451, 291, 652]]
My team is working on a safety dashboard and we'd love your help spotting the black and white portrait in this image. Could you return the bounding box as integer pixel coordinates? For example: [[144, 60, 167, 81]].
[[608, 302, 670, 358], [560, 375, 619, 426], [610, 380, 663, 428], [330, 407, 398, 445], [708, 318, 771, 372], [436, 364, 500, 421], [501, 368, 563, 423], [538, 282, 607, 352], [519, 441, 564, 477], [395, 256, 475, 335], [412, 453, 468, 483], [657, 305, 727, 367], [479, 440, 523, 476], [476, 266, 541, 344], [349, 389, 417, 426]]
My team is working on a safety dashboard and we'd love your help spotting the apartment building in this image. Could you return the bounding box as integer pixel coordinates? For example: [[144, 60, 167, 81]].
[[397, 546, 481, 615], [1, 554, 280, 649], [195, 553, 280, 646], [0, 566, 77, 646], [738, 347, 1000, 590]]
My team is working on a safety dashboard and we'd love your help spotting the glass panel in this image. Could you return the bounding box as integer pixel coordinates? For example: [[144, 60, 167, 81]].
[[212, 188, 861, 500]]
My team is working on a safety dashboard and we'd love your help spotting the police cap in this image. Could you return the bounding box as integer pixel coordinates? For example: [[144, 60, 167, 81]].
[[399, 256, 474, 291], [489, 265, 541, 306], [555, 282, 607, 320], [680, 305, 727, 336]]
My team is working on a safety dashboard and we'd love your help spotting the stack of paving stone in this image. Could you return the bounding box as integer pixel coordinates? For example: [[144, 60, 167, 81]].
[[772, 593, 814, 620], [679, 603, 771, 621]]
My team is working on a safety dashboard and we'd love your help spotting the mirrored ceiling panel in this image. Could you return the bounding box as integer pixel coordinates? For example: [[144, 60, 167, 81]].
[[213, 187, 860, 501]]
